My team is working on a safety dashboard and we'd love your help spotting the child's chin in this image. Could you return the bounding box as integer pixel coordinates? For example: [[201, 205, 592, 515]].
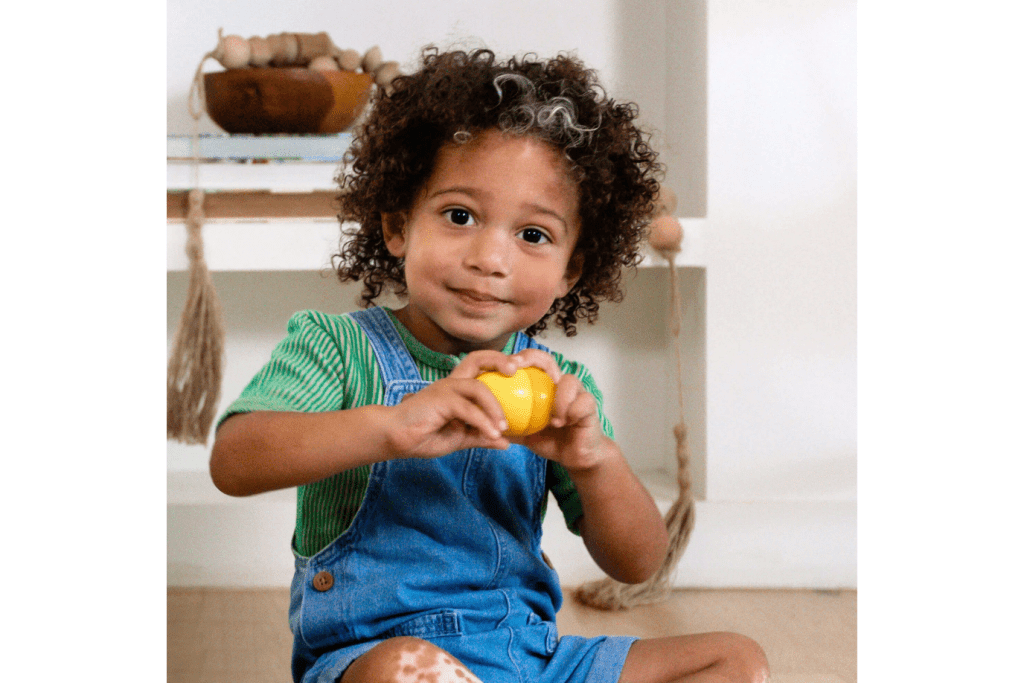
[[442, 321, 514, 350]]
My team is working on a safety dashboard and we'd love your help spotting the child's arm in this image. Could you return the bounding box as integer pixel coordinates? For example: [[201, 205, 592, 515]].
[[522, 374, 669, 585], [210, 350, 531, 497], [212, 406, 405, 496]]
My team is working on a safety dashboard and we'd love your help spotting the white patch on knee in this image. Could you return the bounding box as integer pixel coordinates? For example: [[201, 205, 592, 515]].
[[392, 641, 482, 683]]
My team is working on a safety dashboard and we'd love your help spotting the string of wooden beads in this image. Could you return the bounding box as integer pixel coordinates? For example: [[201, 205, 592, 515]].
[[210, 29, 401, 93], [574, 182, 696, 611]]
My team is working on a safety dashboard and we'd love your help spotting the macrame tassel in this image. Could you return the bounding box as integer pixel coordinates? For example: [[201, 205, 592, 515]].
[[167, 188, 225, 444], [574, 240, 696, 610]]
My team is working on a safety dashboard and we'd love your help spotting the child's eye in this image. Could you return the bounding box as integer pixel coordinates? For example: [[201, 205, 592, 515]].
[[518, 227, 551, 244], [443, 208, 475, 226]]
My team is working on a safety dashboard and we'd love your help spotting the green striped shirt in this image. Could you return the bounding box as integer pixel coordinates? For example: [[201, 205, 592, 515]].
[[219, 308, 613, 558]]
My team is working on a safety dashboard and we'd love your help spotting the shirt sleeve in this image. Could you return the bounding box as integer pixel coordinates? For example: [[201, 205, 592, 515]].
[[217, 310, 349, 427], [544, 355, 615, 537]]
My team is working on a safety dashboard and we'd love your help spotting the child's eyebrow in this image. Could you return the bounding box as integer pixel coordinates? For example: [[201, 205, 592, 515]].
[[428, 187, 571, 229], [426, 186, 483, 202], [522, 203, 571, 230]]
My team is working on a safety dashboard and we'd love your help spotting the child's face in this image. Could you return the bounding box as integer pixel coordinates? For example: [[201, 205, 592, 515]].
[[383, 129, 583, 355]]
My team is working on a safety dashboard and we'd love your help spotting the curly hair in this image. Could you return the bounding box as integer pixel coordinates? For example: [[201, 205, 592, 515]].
[[334, 47, 663, 337]]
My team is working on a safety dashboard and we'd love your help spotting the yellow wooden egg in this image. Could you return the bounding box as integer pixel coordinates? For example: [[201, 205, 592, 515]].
[[476, 367, 555, 437]]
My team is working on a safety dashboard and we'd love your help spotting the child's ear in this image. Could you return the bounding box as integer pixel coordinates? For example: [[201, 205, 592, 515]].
[[381, 212, 408, 257], [559, 252, 584, 297]]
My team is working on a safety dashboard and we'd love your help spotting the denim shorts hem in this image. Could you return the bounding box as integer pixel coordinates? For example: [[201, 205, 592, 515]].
[[583, 635, 640, 683], [301, 640, 380, 683], [299, 632, 640, 683]]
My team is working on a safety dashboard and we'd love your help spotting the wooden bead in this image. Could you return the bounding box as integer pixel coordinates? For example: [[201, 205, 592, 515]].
[[265, 34, 284, 62], [362, 45, 383, 73], [218, 34, 250, 69], [648, 215, 683, 253], [296, 31, 333, 64], [308, 55, 340, 72], [247, 36, 272, 67], [374, 61, 401, 92], [477, 367, 555, 437], [271, 33, 299, 66], [335, 48, 362, 71]]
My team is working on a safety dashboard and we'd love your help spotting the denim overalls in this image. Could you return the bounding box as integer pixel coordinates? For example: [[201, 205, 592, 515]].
[[289, 307, 637, 683]]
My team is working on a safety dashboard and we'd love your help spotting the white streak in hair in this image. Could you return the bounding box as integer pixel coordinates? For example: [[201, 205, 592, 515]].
[[493, 73, 533, 101], [491, 73, 599, 149]]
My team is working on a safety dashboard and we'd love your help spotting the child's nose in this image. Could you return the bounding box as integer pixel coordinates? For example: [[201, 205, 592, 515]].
[[463, 228, 510, 276]]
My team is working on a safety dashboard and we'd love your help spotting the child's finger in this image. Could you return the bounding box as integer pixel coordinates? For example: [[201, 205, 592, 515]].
[[445, 390, 508, 440], [548, 374, 583, 428], [561, 387, 598, 427], [508, 349, 562, 382], [449, 350, 520, 379], [452, 377, 511, 432]]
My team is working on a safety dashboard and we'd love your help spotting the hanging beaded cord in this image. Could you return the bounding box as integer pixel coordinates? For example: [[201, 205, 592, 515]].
[[167, 31, 400, 444], [574, 202, 697, 610]]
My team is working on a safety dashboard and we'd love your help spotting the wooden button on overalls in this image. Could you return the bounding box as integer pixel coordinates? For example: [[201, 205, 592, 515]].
[[312, 571, 334, 591]]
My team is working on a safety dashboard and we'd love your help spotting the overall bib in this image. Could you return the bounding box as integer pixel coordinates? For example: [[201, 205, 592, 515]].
[[289, 307, 637, 683]]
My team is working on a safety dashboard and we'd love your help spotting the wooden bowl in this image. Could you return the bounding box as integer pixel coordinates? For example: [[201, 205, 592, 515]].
[[204, 68, 374, 134]]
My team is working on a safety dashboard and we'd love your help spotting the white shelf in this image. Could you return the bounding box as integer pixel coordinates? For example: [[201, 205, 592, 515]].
[[167, 161, 342, 191], [168, 219, 339, 272], [167, 218, 705, 272], [167, 135, 707, 272]]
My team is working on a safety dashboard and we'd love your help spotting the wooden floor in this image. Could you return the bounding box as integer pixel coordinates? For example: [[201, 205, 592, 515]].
[[168, 587, 856, 682]]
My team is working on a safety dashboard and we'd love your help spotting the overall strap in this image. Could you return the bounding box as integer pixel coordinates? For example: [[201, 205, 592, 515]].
[[350, 310, 549, 385], [348, 308, 423, 384], [513, 331, 551, 355]]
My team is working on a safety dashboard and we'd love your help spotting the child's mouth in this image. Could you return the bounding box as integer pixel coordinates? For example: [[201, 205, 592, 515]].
[[450, 287, 506, 306]]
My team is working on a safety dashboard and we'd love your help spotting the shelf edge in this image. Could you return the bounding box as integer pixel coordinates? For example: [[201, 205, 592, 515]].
[[166, 218, 707, 272]]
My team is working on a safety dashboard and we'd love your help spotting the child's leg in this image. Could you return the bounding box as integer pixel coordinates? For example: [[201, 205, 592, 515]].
[[619, 633, 770, 683], [341, 636, 482, 683]]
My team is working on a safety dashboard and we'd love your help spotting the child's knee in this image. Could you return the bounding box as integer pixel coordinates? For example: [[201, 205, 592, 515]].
[[341, 636, 482, 683], [718, 632, 770, 683]]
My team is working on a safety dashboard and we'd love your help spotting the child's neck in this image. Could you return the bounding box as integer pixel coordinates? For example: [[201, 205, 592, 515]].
[[391, 306, 514, 357]]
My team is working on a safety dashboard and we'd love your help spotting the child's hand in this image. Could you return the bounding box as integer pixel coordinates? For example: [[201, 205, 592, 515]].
[[387, 350, 557, 459], [516, 372, 608, 473]]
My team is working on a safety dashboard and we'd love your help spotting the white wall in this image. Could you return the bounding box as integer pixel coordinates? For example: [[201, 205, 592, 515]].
[[704, 0, 856, 502], [167, 0, 857, 588]]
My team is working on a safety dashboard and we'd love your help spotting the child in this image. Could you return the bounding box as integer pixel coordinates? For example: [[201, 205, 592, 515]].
[[211, 47, 769, 683]]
